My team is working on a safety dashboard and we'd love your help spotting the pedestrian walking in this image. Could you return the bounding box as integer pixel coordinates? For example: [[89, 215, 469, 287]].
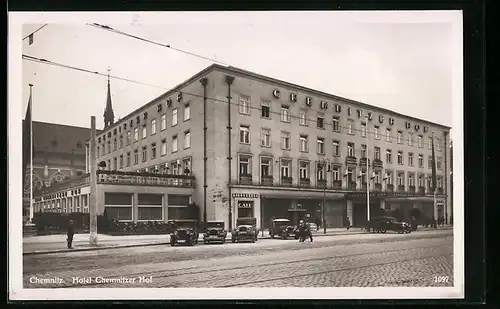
[[67, 220, 75, 249], [346, 217, 351, 231], [315, 216, 320, 232], [305, 218, 313, 242]]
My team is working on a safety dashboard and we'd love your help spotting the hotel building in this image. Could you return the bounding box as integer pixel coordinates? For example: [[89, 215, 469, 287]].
[[32, 64, 452, 230]]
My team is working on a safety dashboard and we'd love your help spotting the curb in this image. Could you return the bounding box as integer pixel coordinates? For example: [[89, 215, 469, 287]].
[[23, 242, 171, 256], [23, 227, 452, 256]]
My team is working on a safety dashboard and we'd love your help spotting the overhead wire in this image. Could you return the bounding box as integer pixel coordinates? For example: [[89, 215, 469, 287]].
[[86, 23, 230, 66], [23, 54, 168, 89], [22, 54, 448, 150], [22, 24, 48, 41]]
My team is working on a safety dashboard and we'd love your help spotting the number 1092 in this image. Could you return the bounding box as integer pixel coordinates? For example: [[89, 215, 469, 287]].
[[433, 276, 449, 283]]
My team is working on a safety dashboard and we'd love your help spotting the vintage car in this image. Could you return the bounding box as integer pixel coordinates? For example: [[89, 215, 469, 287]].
[[169, 219, 199, 246], [366, 216, 412, 234], [269, 218, 296, 239], [203, 220, 227, 244], [232, 217, 259, 243]]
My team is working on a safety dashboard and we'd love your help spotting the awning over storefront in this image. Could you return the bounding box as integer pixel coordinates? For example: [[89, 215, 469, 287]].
[[385, 196, 447, 203], [347, 191, 446, 201], [259, 190, 345, 200]]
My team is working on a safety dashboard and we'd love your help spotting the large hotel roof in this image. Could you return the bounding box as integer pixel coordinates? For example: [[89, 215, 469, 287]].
[[93, 63, 451, 139]]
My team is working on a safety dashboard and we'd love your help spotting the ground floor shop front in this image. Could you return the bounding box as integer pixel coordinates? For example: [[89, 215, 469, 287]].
[[33, 182, 196, 223], [229, 187, 347, 230], [227, 186, 448, 230]]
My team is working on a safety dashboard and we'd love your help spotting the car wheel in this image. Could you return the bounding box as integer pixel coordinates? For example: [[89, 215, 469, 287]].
[[204, 240, 208, 244], [398, 230, 404, 234], [170, 240, 176, 247], [381, 229, 387, 234]]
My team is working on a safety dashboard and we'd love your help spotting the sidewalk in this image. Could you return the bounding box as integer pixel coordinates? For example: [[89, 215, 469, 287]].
[[23, 225, 453, 256]]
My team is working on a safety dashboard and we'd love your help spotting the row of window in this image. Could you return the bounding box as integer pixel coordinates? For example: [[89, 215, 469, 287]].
[[246, 125, 442, 151], [121, 157, 193, 176], [242, 98, 443, 150], [34, 193, 88, 212], [245, 126, 443, 169], [98, 130, 191, 166], [97, 105, 191, 157], [238, 155, 444, 188]]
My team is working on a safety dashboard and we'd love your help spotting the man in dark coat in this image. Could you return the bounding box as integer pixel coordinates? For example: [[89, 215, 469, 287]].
[[67, 220, 75, 249], [304, 218, 313, 242]]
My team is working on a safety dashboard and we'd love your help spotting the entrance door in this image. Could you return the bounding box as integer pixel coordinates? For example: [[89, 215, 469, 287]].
[[352, 202, 378, 227]]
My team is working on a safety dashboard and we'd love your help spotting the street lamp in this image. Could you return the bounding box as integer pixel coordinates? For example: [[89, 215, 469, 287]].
[[318, 157, 330, 234]]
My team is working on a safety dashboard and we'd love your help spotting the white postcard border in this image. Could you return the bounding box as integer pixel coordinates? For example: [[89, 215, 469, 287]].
[[8, 10, 465, 300]]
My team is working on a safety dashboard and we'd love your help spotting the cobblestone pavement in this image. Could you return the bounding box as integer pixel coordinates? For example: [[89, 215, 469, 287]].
[[23, 229, 453, 288]]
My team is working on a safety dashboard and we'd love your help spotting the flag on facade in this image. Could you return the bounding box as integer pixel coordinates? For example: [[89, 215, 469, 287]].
[[28, 34, 34, 45], [22, 92, 32, 189], [431, 134, 437, 192]]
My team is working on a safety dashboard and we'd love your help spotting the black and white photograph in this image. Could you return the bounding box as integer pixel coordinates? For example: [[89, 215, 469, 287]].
[[9, 11, 464, 300]]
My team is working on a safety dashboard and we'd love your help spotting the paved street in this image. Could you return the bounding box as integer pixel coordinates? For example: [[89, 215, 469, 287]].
[[23, 229, 453, 288]]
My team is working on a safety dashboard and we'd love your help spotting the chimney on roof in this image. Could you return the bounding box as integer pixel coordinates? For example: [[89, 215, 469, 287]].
[[103, 67, 115, 128]]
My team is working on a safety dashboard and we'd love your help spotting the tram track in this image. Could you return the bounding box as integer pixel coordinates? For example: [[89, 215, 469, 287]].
[[47, 241, 451, 288], [219, 253, 453, 287], [25, 232, 452, 275]]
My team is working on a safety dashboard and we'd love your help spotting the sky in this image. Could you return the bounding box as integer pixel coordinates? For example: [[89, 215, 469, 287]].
[[20, 12, 459, 130]]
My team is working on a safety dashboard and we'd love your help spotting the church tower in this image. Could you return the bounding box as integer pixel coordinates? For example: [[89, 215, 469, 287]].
[[103, 68, 115, 128]]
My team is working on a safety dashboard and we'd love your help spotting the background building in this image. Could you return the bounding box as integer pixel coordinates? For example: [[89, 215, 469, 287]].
[[23, 120, 95, 220], [33, 64, 452, 231]]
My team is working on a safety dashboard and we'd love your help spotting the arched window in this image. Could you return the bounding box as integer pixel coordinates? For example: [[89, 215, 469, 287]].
[[24, 171, 43, 194], [49, 171, 66, 185]]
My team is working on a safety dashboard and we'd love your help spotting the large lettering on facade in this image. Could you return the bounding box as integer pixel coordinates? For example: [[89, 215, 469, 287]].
[[269, 89, 431, 133]]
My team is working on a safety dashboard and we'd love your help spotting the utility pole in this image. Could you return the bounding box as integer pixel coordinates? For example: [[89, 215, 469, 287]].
[[365, 115, 371, 223], [89, 116, 98, 246], [320, 157, 329, 234]]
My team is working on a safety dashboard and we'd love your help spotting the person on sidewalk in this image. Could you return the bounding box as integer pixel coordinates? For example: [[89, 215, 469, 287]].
[[67, 220, 75, 249], [305, 218, 313, 242], [315, 216, 320, 232], [346, 217, 351, 231]]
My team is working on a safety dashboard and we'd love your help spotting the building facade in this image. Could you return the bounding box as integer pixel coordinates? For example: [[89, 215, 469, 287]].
[[33, 64, 452, 231], [23, 121, 95, 220]]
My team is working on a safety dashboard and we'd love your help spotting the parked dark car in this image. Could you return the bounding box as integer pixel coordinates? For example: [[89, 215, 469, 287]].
[[170, 219, 199, 246], [367, 216, 411, 234], [232, 217, 259, 243], [203, 220, 227, 244], [269, 218, 296, 239]]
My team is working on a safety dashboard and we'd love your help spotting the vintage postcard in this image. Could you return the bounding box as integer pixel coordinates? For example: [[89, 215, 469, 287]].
[[8, 11, 464, 300]]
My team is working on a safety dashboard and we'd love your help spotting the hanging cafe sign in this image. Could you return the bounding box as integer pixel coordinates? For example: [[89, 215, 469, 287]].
[[238, 201, 254, 208], [271, 89, 430, 132]]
